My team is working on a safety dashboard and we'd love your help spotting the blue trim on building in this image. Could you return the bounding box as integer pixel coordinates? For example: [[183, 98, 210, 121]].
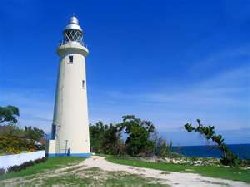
[[48, 152, 92, 158]]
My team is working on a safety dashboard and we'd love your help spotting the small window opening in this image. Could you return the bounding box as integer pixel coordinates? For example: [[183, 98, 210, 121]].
[[51, 124, 56, 140], [69, 55, 73, 63], [82, 80, 85, 88]]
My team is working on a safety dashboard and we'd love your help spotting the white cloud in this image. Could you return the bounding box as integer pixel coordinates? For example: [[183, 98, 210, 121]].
[[0, 62, 249, 144], [91, 65, 250, 132]]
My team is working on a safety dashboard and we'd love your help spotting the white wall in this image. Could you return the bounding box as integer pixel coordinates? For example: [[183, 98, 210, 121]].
[[0, 151, 45, 171]]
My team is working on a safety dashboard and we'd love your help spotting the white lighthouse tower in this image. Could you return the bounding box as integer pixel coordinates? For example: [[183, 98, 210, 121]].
[[48, 16, 91, 157]]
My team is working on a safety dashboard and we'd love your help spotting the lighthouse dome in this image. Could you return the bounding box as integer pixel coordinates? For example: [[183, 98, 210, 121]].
[[70, 16, 79, 24], [65, 16, 82, 31]]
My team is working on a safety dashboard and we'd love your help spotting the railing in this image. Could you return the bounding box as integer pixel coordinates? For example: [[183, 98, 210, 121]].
[[58, 40, 88, 49]]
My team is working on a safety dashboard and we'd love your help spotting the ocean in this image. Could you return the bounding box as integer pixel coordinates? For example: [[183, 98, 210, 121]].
[[172, 144, 250, 159]]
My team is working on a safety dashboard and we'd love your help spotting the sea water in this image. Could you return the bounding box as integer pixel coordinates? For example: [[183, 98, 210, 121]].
[[172, 144, 250, 159]]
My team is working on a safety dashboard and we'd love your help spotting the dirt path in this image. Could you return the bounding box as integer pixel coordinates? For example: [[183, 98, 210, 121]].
[[84, 156, 249, 187], [1, 156, 249, 186]]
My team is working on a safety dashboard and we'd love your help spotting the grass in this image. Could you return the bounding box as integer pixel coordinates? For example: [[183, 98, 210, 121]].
[[2, 155, 249, 185], [42, 174, 94, 186], [41, 168, 167, 186], [0, 157, 168, 186], [104, 174, 166, 187], [106, 156, 250, 183], [0, 157, 84, 180]]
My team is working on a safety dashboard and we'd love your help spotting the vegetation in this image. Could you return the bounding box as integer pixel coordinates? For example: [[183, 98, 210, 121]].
[[0, 168, 5, 176], [119, 115, 156, 156], [90, 115, 171, 157], [0, 135, 37, 154], [0, 157, 84, 180], [24, 126, 46, 142], [184, 119, 240, 166], [107, 156, 250, 183], [0, 105, 46, 154], [0, 105, 20, 124], [1, 104, 247, 184], [41, 167, 165, 186], [90, 116, 246, 167], [90, 122, 123, 155], [155, 137, 173, 158], [7, 157, 47, 173], [0, 158, 166, 186]]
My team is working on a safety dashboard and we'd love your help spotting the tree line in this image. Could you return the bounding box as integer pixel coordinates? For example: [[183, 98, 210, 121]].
[[90, 115, 172, 157], [1, 105, 242, 167]]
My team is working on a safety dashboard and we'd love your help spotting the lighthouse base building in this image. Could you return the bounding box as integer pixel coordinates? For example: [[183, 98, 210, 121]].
[[47, 16, 91, 157]]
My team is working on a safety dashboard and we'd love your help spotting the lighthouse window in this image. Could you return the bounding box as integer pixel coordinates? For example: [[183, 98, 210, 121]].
[[82, 80, 85, 88], [51, 124, 56, 140], [69, 55, 73, 63]]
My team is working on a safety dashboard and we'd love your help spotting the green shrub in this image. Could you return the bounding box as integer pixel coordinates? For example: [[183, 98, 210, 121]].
[[0, 135, 36, 154], [0, 168, 5, 176], [7, 157, 47, 173]]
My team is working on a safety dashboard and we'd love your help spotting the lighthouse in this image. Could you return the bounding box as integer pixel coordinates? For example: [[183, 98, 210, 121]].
[[47, 16, 91, 157]]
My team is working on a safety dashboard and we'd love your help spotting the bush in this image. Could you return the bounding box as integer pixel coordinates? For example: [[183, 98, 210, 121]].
[[8, 165, 22, 172], [34, 157, 47, 163], [0, 168, 5, 176], [21, 161, 35, 168], [7, 157, 47, 173], [0, 136, 36, 154], [241, 159, 250, 167], [168, 152, 182, 158]]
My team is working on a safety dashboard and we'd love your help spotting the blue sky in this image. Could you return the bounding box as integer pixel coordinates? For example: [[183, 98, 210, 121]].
[[0, 0, 249, 145]]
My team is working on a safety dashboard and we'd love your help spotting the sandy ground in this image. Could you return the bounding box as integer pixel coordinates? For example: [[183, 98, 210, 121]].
[[84, 156, 249, 187]]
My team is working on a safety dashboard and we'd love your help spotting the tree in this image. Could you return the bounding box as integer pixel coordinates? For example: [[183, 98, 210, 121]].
[[0, 105, 20, 124], [102, 124, 123, 155], [184, 119, 240, 166], [119, 115, 156, 156], [90, 122, 107, 153], [89, 115, 175, 157], [0, 124, 24, 137], [90, 122, 122, 154], [155, 137, 171, 157], [24, 126, 46, 141]]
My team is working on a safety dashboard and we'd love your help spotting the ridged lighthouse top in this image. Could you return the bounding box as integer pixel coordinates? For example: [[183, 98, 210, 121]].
[[65, 16, 82, 31], [63, 16, 83, 44], [70, 16, 79, 24]]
